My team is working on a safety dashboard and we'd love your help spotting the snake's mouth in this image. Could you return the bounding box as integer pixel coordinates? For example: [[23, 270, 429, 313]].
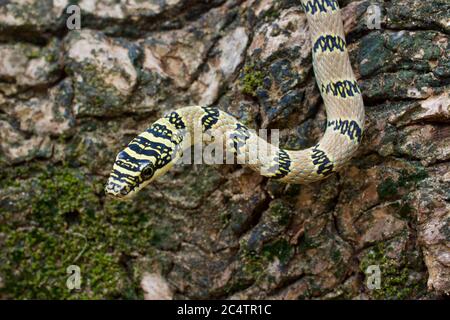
[[105, 179, 132, 199]]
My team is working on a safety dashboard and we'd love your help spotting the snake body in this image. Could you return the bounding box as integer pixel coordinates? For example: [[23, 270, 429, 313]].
[[105, 0, 365, 199]]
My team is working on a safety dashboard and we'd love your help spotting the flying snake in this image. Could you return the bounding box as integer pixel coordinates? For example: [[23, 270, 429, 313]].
[[105, 0, 365, 199]]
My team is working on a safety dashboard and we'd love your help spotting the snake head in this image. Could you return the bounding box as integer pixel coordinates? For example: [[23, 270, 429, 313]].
[[105, 149, 156, 199]]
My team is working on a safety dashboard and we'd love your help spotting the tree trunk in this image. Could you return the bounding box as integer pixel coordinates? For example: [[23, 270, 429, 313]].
[[0, 0, 448, 299]]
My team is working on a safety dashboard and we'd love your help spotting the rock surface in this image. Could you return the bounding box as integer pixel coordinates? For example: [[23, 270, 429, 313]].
[[0, 0, 449, 299]]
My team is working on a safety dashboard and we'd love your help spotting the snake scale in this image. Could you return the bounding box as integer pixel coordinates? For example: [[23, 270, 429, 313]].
[[105, 0, 365, 199]]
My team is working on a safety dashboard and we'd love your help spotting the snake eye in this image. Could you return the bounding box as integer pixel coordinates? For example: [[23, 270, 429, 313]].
[[141, 166, 154, 180]]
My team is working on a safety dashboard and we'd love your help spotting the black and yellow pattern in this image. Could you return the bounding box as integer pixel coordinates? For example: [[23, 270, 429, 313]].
[[302, 0, 339, 15], [321, 80, 361, 98], [313, 35, 346, 54], [230, 123, 250, 156], [106, 118, 185, 196], [129, 137, 174, 168], [271, 150, 292, 179], [311, 144, 334, 176], [165, 111, 186, 129], [328, 119, 363, 143], [201, 106, 220, 132], [146, 123, 175, 141], [109, 168, 140, 187], [114, 151, 142, 173], [108, 148, 147, 195]]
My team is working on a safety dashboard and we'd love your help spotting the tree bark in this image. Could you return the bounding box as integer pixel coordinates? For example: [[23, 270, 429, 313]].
[[0, 0, 448, 299]]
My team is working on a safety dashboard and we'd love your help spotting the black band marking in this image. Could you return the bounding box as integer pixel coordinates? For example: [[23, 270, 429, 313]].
[[155, 152, 172, 169], [328, 119, 362, 143], [116, 151, 144, 172], [311, 145, 334, 176], [131, 136, 174, 154], [201, 107, 220, 132], [128, 143, 163, 158], [147, 123, 173, 141], [321, 80, 361, 98], [302, 0, 339, 15], [138, 133, 183, 168], [111, 169, 140, 184], [230, 123, 250, 156], [272, 150, 292, 179], [165, 111, 186, 129], [313, 35, 346, 54]]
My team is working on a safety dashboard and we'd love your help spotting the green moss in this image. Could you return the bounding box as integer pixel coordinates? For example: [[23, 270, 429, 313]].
[[359, 242, 426, 300], [240, 250, 267, 280], [377, 166, 428, 201], [359, 32, 391, 77], [238, 238, 293, 282], [298, 233, 320, 252], [331, 248, 342, 263], [65, 55, 129, 116], [262, 7, 280, 20], [377, 177, 398, 200], [0, 165, 175, 299], [398, 202, 414, 219], [24, 47, 41, 59], [220, 211, 232, 225], [240, 64, 265, 97], [31, 167, 98, 219], [397, 167, 428, 187], [267, 200, 291, 226], [261, 239, 293, 264]]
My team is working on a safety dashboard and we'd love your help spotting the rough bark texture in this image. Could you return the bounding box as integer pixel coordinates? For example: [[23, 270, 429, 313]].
[[0, 0, 449, 299]]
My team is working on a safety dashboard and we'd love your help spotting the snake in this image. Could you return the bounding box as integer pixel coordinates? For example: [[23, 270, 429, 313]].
[[105, 0, 365, 199]]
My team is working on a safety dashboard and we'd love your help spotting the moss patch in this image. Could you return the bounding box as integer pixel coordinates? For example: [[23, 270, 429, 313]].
[[359, 242, 427, 300], [377, 177, 398, 200], [261, 239, 293, 264], [377, 166, 428, 201], [240, 64, 265, 97], [238, 239, 294, 283], [0, 165, 175, 299], [267, 200, 291, 226]]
